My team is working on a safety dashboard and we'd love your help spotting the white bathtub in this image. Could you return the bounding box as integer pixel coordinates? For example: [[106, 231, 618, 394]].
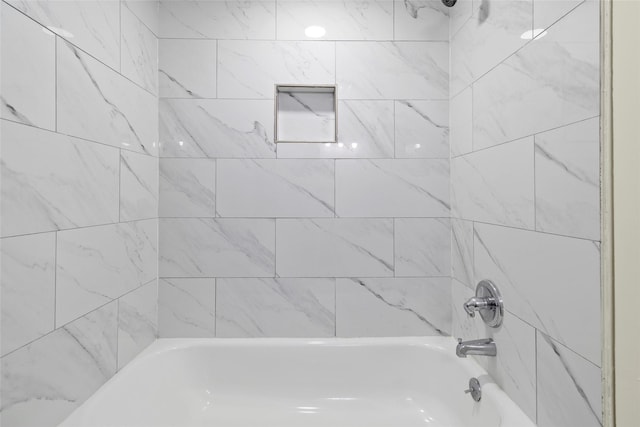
[[59, 337, 536, 427]]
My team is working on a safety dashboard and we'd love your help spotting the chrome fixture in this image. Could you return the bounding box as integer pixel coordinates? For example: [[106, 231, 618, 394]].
[[463, 280, 504, 328], [456, 338, 497, 358], [464, 377, 482, 402]]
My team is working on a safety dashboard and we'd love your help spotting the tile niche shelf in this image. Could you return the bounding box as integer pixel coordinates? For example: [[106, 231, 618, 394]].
[[275, 85, 337, 144]]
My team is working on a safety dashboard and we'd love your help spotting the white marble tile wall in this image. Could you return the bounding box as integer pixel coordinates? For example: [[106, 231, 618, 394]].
[[1, 2, 160, 426], [157, 0, 452, 342], [449, 1, 601, 425]]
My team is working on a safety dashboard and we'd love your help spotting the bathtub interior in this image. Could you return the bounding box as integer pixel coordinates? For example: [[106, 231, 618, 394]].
[[60, 338, 534, 427]]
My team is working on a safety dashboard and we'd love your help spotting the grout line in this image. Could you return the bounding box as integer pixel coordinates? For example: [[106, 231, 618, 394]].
[[1, 217, 160, 240], [53, 232, 58, 328], [54, 36, 58, 133]]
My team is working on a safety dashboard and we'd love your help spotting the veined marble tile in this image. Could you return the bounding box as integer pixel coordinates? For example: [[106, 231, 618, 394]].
[[535, 118, 600, 240], [159, 158, 216, 217], [476, 312, 537, 422], [450, 0, 532, 96], [159, 99, 275, 158], [216, 159, 334, 217], [276, 100, 394, 159], [159, 0, 275, 39], [395, 100, 449, 159], [394, 0, 449, 41], [276, 91, 336, 143], [449, 0, 472, 37], [216, 278, 335, 337], [1, 233, 55, 356], [121, 6, 158, 94], [335, 159, 450, 217], [336, 277, 451, 336], [159, 278, 216, 338], [56, 219, 158, 327], [6, 0, 120, 69], [474, 223, 601, 365], [57, 39, 158, 155], [450, 86, 472, 157], [336, 42, 448, 99], [473, 1, 599, 149], [159, 39, 216, 99], [1, 121, 119, 237], [451, 137, 535, 229], [276, 218, 394, 277], [218, 41, 335, 99], [537, 332, 602, 427], [451, 218, 474, 288], [123, 0, 159, 35], [159, 218, 275, 277], [533, 0, 585, 32], [117, 280, 158, 368], [0, 303, 117, 427], [394, 218, 451, 277], [276, 0, 393, 40], [120, 151, 159, 222], [1, 3, 55, 130]]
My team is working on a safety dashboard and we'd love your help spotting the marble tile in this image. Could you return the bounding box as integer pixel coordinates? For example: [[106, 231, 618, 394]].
[[159, 99, 275, 158], [56, 220, 158, 327], [451, 137, 535, 229], [276, 218, 394, 277], [474, 222, 601, 365], [120, 151, 159, 222], [159, 158, 216, 217], [123, 0, 159, 35], [335, 159, 450, 217], [394, 218, 451, 277], [121, 6, 158, 94], [394, 0, 449, 41], [276, 100, 394, 159], [218, 41, 335, 99], [159, 39, 216, 99], [1, 121, 119, 238], [476, 312, 537, 422], [336, 42, 448, 99], [473, 1, 599, 149], [276, 90, 336, 143], [336, 277, 451, 336], [216, 159, 334, 217], [57, 39, 158, 155], [1, 3, 55, 130], [537, 332, 602, 427], [159, 278, 216, 338], [451, 218, 474, 288], [0, 303, 117, 427], [276, 0, 393, 40], [395, 100, 449, 159], [117, 280, 158, 368], [449, 0, 472, 37], [450, 0, 532, 95], [533, 0, 585, 31], [6, 0, 120, 69], [535, 118, 600, 240], [450, 86, 472, 157], [159, 218, 275, 277], [216, 278, 335, 337], [159, 0, 276, 39], [1, 233, 55, 356]]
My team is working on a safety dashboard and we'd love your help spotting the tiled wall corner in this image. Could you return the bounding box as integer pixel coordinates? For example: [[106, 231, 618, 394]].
[[449, 1, 602, 425], [0, 1, 160, 425]]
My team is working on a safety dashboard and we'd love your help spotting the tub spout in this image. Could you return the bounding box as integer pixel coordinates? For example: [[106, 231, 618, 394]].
[[456, 338, 497, 358]]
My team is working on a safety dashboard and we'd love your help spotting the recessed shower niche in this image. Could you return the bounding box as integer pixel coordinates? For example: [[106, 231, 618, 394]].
[[275, 85, 337, 143]]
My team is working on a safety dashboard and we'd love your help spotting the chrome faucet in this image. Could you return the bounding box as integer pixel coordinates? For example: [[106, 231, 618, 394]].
[[456, 338, 497, 358]]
